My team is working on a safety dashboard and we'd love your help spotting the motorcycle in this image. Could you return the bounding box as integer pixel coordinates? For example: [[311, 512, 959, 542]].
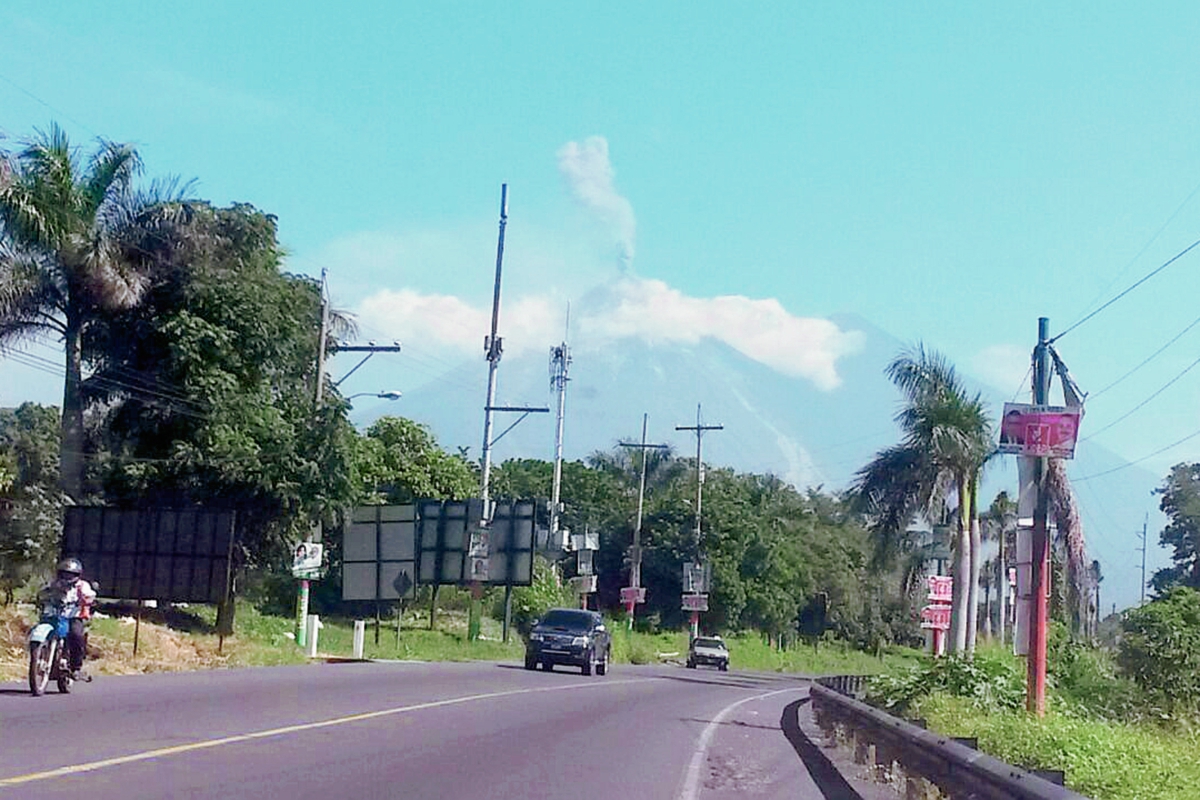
[[28, 610, 75, 696]]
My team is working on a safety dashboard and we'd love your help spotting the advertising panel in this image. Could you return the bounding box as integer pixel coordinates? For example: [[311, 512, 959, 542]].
[[997, 403, 1082, 458]]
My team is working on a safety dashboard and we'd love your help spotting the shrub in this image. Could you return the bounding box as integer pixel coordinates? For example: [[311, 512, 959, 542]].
[[865, 650, 1025, 716], [1117, 587, 1200, 719]]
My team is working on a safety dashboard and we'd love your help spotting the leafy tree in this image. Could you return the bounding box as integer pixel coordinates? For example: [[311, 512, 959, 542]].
[[0, 124, 187, 499], [85, 203, 355, 629], [852, 345, 992, 655], [1117, 586, 1200, 718], [356, 417, 476, 504], [0, 403, 67, 599], [1151, 462, 1200, 593]]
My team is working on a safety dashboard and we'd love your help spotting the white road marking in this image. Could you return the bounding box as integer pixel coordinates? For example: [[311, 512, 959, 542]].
[[0, 677, 655, 787], [678, 686, 806, 800]]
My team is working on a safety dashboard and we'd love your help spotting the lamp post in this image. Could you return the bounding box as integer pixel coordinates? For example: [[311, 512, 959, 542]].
[[346, 391, 402, 402]]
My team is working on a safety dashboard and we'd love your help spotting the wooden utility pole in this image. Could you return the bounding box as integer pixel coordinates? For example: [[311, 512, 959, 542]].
[[676, 404, 722, 641], [1027, 317, 1051, 716]]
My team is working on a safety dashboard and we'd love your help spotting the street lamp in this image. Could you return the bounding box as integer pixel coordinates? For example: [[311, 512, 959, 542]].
[[346, 390, 402, 402]]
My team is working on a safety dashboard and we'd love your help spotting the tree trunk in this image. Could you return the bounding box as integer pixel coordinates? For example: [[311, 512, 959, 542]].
[[982, 572, 993, 640], [964, 510, 984, 652], [59, 311, 85, 501], [950, 475, 971, 654], [998, 523, 1007, 645]]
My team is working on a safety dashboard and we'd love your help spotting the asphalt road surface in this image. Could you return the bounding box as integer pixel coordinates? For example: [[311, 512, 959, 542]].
[[0, 661, 875, 799]]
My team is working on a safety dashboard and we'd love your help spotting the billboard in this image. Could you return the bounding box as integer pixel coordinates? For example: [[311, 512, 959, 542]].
[[342, 499, 535, 601], [997, 403, 1081, 458], [61, 507, 236, 604]]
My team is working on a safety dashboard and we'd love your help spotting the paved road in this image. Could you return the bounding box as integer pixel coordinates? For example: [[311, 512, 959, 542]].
[[0, 662, 870, 799]]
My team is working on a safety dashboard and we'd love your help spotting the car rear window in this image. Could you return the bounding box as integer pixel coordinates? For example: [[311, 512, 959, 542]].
[[694, 638, 725, 649], [539, 610, 596, 630]]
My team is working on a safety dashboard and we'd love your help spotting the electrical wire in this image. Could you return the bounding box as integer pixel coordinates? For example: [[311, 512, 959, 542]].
[[1072, 426, 1200, 482], [1079, 353, 1200, 443], [1088, 312, 1200, 401], [1051, 236, 1200, 343]]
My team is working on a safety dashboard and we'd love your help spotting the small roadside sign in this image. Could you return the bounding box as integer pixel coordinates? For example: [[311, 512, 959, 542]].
[[620, 586, 646, 604], [682, 594, 708, 612], [292, 542, 323, 579]]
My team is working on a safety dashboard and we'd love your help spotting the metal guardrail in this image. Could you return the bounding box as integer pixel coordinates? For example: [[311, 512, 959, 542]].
[[811, 677, 1089, 800]]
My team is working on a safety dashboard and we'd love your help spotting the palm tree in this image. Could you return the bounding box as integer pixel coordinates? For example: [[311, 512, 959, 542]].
[[0, 124, 185, 499], [981, 491, 1017, 644], [853, 344, 992, 655]]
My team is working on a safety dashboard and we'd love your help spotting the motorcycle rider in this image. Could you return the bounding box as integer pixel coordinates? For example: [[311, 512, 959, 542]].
[[38, 558, 97, 679]]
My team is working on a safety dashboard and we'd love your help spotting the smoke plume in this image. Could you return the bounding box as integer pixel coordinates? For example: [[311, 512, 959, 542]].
[[557, 136, 636, 268]]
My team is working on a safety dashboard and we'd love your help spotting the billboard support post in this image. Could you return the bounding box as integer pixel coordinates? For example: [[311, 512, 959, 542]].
[[1028, 317, 1051, 716]]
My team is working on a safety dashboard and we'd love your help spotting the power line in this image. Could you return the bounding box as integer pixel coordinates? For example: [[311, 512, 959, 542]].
[[1073, 426, 1200, 482], [1079, 353, 1200, 442], [1088, 312, 1200, 401], [1052, 236, 1200, 343]]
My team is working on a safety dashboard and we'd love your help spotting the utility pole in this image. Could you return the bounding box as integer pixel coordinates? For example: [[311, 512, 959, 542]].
[[480, 184, 509, 508], [549, 326, 571, 545], [314, 267, 330, 405], [1027, 317, 1051, 716], [676, 404, 722, 641], [1137, 514, 1148, 605], [475, 185, 547, 642], [619, 415, 668, 629]]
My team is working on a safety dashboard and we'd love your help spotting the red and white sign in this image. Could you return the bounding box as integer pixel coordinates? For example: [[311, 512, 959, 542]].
[[927, 575, 953, 603], [997, 403, 1081, 459], [920, 605, 952, 630], [620, 586, 646, 605], [681, 594, 709, 612]]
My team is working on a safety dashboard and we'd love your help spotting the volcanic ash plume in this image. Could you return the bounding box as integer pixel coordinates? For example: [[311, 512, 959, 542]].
[[557, 136, 636, 269]]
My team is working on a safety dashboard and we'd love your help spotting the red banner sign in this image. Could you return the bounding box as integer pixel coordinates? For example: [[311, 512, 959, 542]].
[[920, 605, 952, 630], [927, 575, 953, 603], [997, 403, 1081, 459]]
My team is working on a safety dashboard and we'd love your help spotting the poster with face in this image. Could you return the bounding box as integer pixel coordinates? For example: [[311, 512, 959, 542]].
[[997, 403, 1081, 458]]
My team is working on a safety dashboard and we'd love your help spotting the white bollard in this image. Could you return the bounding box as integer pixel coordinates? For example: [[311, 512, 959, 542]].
[[353, 620, 366, 659], [305, 614, 322, 658]]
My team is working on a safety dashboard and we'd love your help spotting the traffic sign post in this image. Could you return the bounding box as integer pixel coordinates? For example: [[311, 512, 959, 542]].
[[921, 574, 953, 657]]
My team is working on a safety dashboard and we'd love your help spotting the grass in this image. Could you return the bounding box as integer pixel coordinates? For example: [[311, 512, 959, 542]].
[[2, 600, 918, 680], [915, 694, 1200, 800]]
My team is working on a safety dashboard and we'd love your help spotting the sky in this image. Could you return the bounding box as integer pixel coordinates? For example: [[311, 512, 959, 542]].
[[4, 3, 1200, 597]]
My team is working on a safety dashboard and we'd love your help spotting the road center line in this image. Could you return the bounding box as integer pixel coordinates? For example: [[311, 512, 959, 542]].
[[0, 677, 656, 787], [677, 685, 807, 800]]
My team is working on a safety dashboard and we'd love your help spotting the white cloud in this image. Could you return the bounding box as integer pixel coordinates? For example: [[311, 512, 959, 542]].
[[971, 343, 1032, 396], [580, 277, 863, 390], [557, 136, 636, 267], [354, 275, 863, 391]]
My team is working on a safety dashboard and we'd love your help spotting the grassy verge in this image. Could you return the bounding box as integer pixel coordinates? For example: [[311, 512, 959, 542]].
[[2, 601, 918, 680], [915, 694, 1200, 800]]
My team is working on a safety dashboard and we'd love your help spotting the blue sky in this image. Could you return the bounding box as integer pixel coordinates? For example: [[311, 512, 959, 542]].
[[5, 3, 1200, 593]]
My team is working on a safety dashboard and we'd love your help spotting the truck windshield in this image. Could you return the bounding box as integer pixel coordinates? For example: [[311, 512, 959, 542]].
[[694, 638, 725, 649], [538, 610, 594, 630]]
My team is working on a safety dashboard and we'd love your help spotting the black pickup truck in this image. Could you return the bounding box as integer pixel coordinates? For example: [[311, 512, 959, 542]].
[[524, 608, 611, 675]]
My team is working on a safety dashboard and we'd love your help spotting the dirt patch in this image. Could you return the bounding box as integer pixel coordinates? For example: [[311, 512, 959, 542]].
[[0, 603, 239, 682]]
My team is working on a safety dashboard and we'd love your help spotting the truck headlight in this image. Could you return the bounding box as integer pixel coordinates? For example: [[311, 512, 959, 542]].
[[529, 633, 543, 641], [571, 636, 589, 647]]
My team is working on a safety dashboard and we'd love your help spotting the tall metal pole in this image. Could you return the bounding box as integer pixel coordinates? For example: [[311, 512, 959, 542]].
[[676, 404, 722, 641], [300, 267, 330, 646], [314, 267, 330, 405], [619, 415, 668, 629], [633, 414, 649, 591], [550, 334, 571, 544], [480, 184, 508, 506], [1027, 316, 1051, 716], [1139, 514, 1148, 605]]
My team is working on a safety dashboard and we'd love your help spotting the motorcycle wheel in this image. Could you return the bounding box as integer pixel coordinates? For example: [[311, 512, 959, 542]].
[[29, 640, 53, 696], [56, 656, 73, 694]]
